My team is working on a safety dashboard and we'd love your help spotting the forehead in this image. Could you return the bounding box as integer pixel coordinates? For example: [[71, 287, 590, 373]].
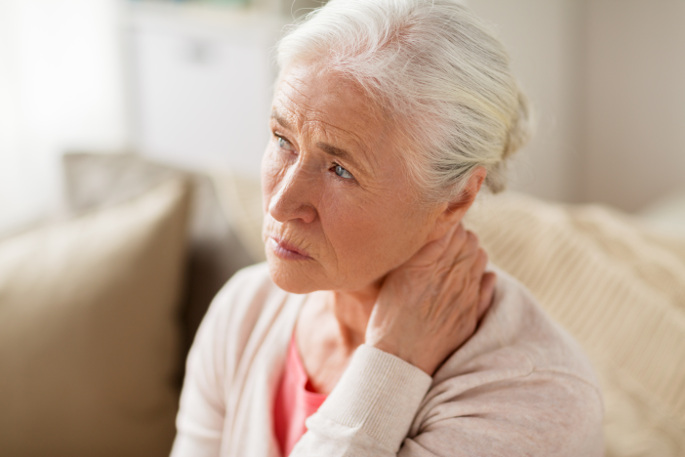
[[272, 64, 391, 151]]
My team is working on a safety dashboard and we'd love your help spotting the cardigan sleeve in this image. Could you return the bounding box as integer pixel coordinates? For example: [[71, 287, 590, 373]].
[[291, 345, 433, 456], [290, 345, 604, 457], [170, 287, 230, 457], [395, 370, 605, 457]]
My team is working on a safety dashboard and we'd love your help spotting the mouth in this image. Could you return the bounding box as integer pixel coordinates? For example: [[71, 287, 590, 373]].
[[267, 236, 311, 260]]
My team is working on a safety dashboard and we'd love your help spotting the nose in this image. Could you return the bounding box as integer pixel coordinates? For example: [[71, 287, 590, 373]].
[[267, 164, 317, 224]]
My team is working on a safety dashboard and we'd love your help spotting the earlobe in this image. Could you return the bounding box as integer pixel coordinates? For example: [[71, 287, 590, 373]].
[[449, 166, 487, 212], [430, 167, 487, 240]]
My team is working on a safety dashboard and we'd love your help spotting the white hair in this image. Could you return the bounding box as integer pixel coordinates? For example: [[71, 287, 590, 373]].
[[277, 0, 532, 200]]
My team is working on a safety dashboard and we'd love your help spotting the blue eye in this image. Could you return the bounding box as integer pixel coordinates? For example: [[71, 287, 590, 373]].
[[333, 164, 354, 180], [276, 135, 294, 151]]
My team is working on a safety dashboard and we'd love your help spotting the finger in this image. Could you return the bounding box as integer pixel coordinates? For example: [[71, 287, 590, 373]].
[[406, 223, 464, 267], [478, 271, 497, 319], [473, 247, 489, 276], [450, 247, 486, 310], [443, 223, 467, 257], [453, 230, 479, 266], [466, 249, 488, 317], [438, 262, 478, 321], [416, 223, 467, 270]]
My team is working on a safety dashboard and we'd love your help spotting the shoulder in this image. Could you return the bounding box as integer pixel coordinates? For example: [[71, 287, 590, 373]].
[[190, 262, 293, 370], [210, 263, 285, 322], [485, 265, 600, 384], [441, 265, 600, 382], [200, 262, 288, 341], [212, 261, 281, 314], [174, 263, 295, 453], [411, 265, 603, 455]]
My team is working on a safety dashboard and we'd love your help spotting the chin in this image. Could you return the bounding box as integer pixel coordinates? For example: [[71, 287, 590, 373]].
[[265, 255, 386, 299], [265, 256, 322, 294]]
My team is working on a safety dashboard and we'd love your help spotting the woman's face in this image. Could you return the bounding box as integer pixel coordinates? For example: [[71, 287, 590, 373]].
[[262, 64, 446, 295]]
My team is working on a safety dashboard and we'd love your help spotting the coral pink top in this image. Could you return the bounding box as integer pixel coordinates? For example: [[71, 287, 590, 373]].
[[273, 334, 327, 456]]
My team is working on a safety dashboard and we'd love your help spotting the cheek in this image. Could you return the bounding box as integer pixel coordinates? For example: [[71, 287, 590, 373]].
[[328, 200, 430, 272], [260, 148, 283, 211], [320, 199, 391, 257]]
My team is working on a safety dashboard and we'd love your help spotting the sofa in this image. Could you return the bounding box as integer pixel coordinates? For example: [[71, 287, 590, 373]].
[[0, 152, 683, 456]]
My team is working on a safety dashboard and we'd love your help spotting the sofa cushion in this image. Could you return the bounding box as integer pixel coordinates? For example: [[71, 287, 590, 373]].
[[209, 169, 265, 262], [466, 193, 685, 457], [61, 152, 256, 356], [0, 179, 190, 457]]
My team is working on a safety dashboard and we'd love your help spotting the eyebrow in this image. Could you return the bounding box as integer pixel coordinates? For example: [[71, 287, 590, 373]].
[[271, 110, 293, 131], [316, 142, 364, 172], [271, 108, 368, 175]]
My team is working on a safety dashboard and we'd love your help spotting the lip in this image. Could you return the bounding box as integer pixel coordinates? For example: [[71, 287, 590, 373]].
[[268, 236, 311, 260]]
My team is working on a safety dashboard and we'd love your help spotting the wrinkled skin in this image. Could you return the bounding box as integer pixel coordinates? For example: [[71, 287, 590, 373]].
[[261, 63, 495, 384]]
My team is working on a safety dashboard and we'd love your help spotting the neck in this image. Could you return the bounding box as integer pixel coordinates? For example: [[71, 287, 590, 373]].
[[318, 285, 380, 350]]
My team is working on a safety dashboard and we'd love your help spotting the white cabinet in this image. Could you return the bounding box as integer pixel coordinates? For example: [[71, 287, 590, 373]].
[[127, 4, 284, 176]]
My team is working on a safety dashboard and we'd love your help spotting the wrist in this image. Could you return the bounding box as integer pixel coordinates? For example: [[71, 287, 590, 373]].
[[367, 340, 434, 375], [313, 344, 433, 452]]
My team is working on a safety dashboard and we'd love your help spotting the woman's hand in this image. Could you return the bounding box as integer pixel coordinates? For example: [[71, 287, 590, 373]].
[[365, 224, 496, 375]]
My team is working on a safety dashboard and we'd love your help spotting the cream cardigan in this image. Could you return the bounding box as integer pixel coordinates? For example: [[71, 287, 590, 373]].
[[171, 262, 603, 456]]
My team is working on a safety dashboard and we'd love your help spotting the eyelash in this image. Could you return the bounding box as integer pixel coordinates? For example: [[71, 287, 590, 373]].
[[273, 132, 355, 181], [331, 163, 354, 180], [275, 134, 293, 151]]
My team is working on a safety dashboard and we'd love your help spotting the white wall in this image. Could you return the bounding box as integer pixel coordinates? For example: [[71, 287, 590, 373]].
[[127, 3, 282, 177], [471, 0, 685, 211], [2, 0, 683, 233], [0, 0, 129, 234], [468, 0, 585, 202], [583, 0, 685, 211]]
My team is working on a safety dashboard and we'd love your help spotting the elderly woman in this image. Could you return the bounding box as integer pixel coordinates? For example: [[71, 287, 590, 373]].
[[171, 0, 603, 456]]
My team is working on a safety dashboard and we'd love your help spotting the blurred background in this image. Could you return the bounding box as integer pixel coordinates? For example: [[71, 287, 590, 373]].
[[2, 3, 684, 456], [1, 0, 684, 235]]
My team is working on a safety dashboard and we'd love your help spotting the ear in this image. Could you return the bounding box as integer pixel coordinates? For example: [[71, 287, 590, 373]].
[[428, 167, 487, 240]]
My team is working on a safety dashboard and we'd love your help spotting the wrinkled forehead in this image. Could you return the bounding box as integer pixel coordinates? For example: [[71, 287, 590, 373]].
[[273, 64, 387, 131], [271, 63, 430, 199]]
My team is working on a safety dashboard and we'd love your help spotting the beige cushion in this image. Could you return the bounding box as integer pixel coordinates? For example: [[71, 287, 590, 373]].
[[466, 193, 685, 457], [209, 169, 265, 262], [0, 179, 191, 457], [61, 152, 256, 356]]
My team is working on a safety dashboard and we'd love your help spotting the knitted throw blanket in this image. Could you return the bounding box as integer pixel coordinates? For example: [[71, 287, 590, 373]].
[[466, 193, 685, 457]]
